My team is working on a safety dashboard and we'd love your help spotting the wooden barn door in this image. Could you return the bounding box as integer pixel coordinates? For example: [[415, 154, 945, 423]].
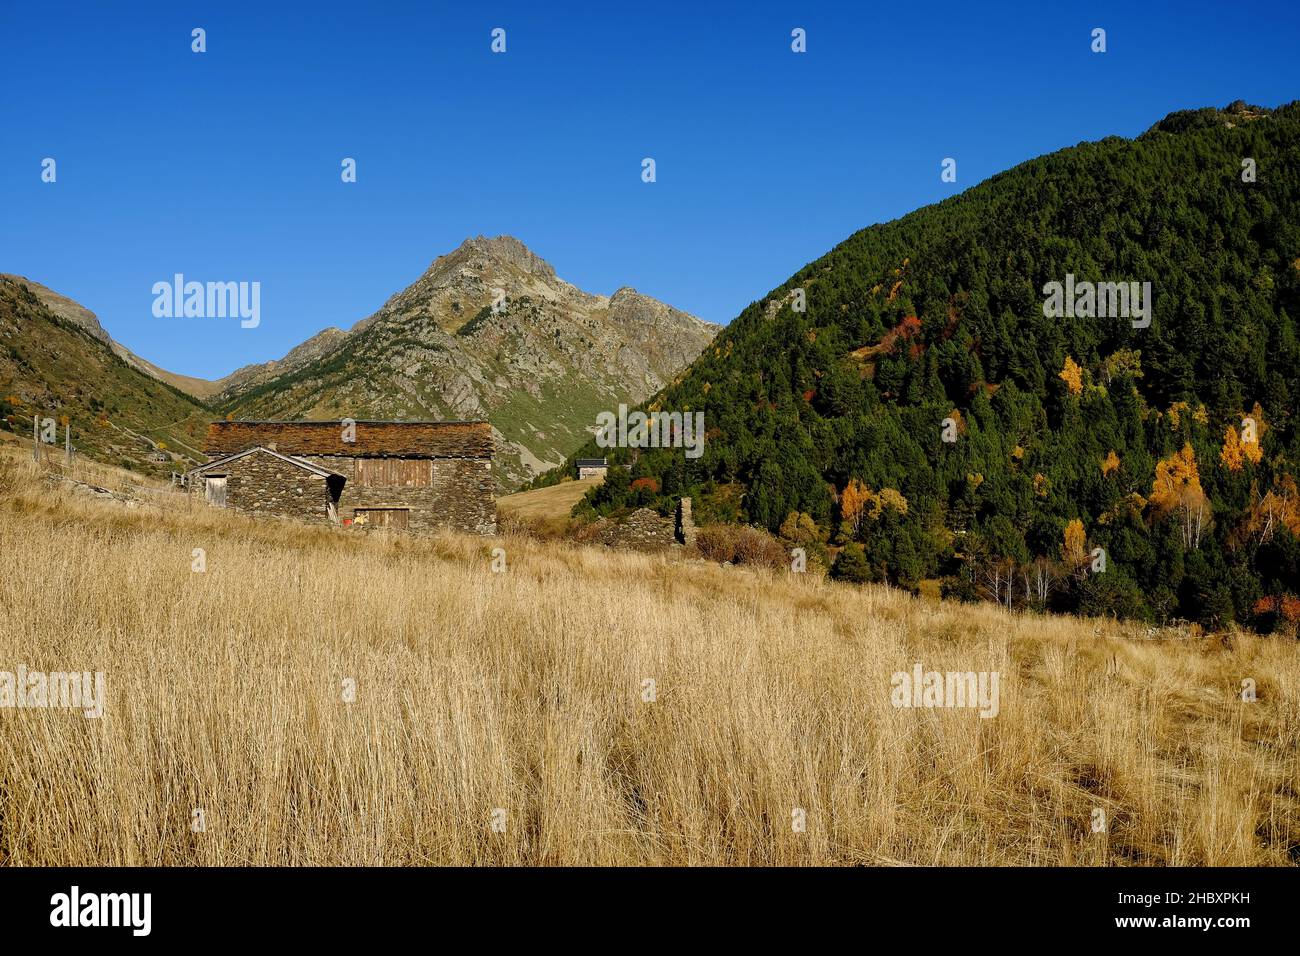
[[355, 508, 409, 529], [204, 476, 228, 508]]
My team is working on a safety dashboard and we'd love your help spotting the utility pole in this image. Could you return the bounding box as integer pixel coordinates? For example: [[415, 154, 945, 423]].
[[32, 415, 38, 463], [65, 421, 72, 466]]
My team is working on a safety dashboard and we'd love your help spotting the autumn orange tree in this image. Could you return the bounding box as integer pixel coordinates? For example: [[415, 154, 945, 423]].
[[839, 480, 907, 538], [840, 478, 870, 536], [1150, 444, 1210, 549], [1220, 425, 1245, 472], [1240, 475, 1300, 548]]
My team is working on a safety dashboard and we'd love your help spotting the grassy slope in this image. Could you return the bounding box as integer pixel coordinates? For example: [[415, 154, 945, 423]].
[[0, 445, 1295, 866], [0, 277, 213, 474], [497, 475, 605, 522]]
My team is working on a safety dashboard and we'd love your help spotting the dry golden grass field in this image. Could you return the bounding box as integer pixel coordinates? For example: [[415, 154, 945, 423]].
[[0, 446, 1297, 866]]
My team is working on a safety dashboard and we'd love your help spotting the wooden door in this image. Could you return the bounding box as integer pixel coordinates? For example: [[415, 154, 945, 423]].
[[355, 508, 409, 529]]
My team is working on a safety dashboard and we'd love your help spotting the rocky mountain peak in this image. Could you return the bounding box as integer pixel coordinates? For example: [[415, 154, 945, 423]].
[[425, 235, 558, 284], [210, 236, 719, 489]]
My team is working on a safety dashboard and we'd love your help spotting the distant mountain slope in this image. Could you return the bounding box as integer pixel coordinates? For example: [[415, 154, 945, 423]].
[[0, 274, 225, 400], [563, 100, 1300, 629], [217, 236, 719, 489], [0, 276, 212, 471]]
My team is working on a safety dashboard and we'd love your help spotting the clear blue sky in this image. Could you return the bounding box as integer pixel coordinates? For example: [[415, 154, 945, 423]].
[[1, 0, 1297, 380]]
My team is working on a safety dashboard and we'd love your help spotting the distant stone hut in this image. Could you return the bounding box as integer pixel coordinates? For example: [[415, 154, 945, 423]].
[[576, 457, 608, 479], [184, 420, 495, 534]]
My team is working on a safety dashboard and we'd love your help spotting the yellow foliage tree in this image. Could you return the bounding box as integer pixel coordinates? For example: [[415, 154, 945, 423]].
[[1101, 450, 1120, 476], [840, 478, 870, 535], [1221, 425, 1245, 472], [1061, 519, 1088, 567], [1058, 356, 1083, 396], [1150, 444, 1210, 549], [1242, 475, 1300, 547], [869, 487, 908, 519], [840, 481, 908, 536], [1243, 437, 1263, 466]]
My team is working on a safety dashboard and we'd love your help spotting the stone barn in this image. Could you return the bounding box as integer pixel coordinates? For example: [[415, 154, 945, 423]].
[[184, 420, 495, 534]]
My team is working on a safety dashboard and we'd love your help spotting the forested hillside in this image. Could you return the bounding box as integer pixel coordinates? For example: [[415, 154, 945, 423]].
[[564, 101, 1300, 628]]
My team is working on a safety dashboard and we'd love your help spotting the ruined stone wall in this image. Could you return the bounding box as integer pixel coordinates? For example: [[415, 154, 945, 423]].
[[596, 507, 677, 552], [586, 498, 697, 553]]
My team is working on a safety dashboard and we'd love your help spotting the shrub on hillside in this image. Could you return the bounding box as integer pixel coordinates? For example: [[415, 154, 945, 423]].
[[830, 543, 873, 584], [696, 523, 787, 570]]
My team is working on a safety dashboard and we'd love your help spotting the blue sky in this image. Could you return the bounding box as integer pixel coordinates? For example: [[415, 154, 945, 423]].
[[1, 0, 1297, 380]]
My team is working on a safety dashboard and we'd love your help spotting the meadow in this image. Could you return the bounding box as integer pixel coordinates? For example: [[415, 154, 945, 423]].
[[0, 447, 1296, 866]]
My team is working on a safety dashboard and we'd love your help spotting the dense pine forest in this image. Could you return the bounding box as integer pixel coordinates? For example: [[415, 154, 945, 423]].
[[556, 101, 1300, 629]]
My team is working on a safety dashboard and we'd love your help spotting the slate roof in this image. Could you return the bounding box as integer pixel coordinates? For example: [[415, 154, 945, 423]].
[[204, 420, 493, 459]]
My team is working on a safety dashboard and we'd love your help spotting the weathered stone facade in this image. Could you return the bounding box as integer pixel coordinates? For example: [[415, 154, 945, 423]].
[[186, 420, 496, 535], [186, 448, 339, 526], [297, 454, 495, 535]]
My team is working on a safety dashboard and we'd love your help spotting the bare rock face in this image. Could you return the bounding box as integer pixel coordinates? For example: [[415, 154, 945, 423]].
[[217, 236, 719, 490]]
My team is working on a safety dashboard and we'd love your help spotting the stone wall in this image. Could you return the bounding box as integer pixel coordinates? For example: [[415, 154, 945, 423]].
[[301, 455, 496, 535], [587, 498, 697, 553], [595, 507, 677, 552], [188, 453, 335, 525]]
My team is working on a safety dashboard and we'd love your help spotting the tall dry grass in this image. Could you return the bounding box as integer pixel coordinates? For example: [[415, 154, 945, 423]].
[[0, 448, 1296, 866]]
